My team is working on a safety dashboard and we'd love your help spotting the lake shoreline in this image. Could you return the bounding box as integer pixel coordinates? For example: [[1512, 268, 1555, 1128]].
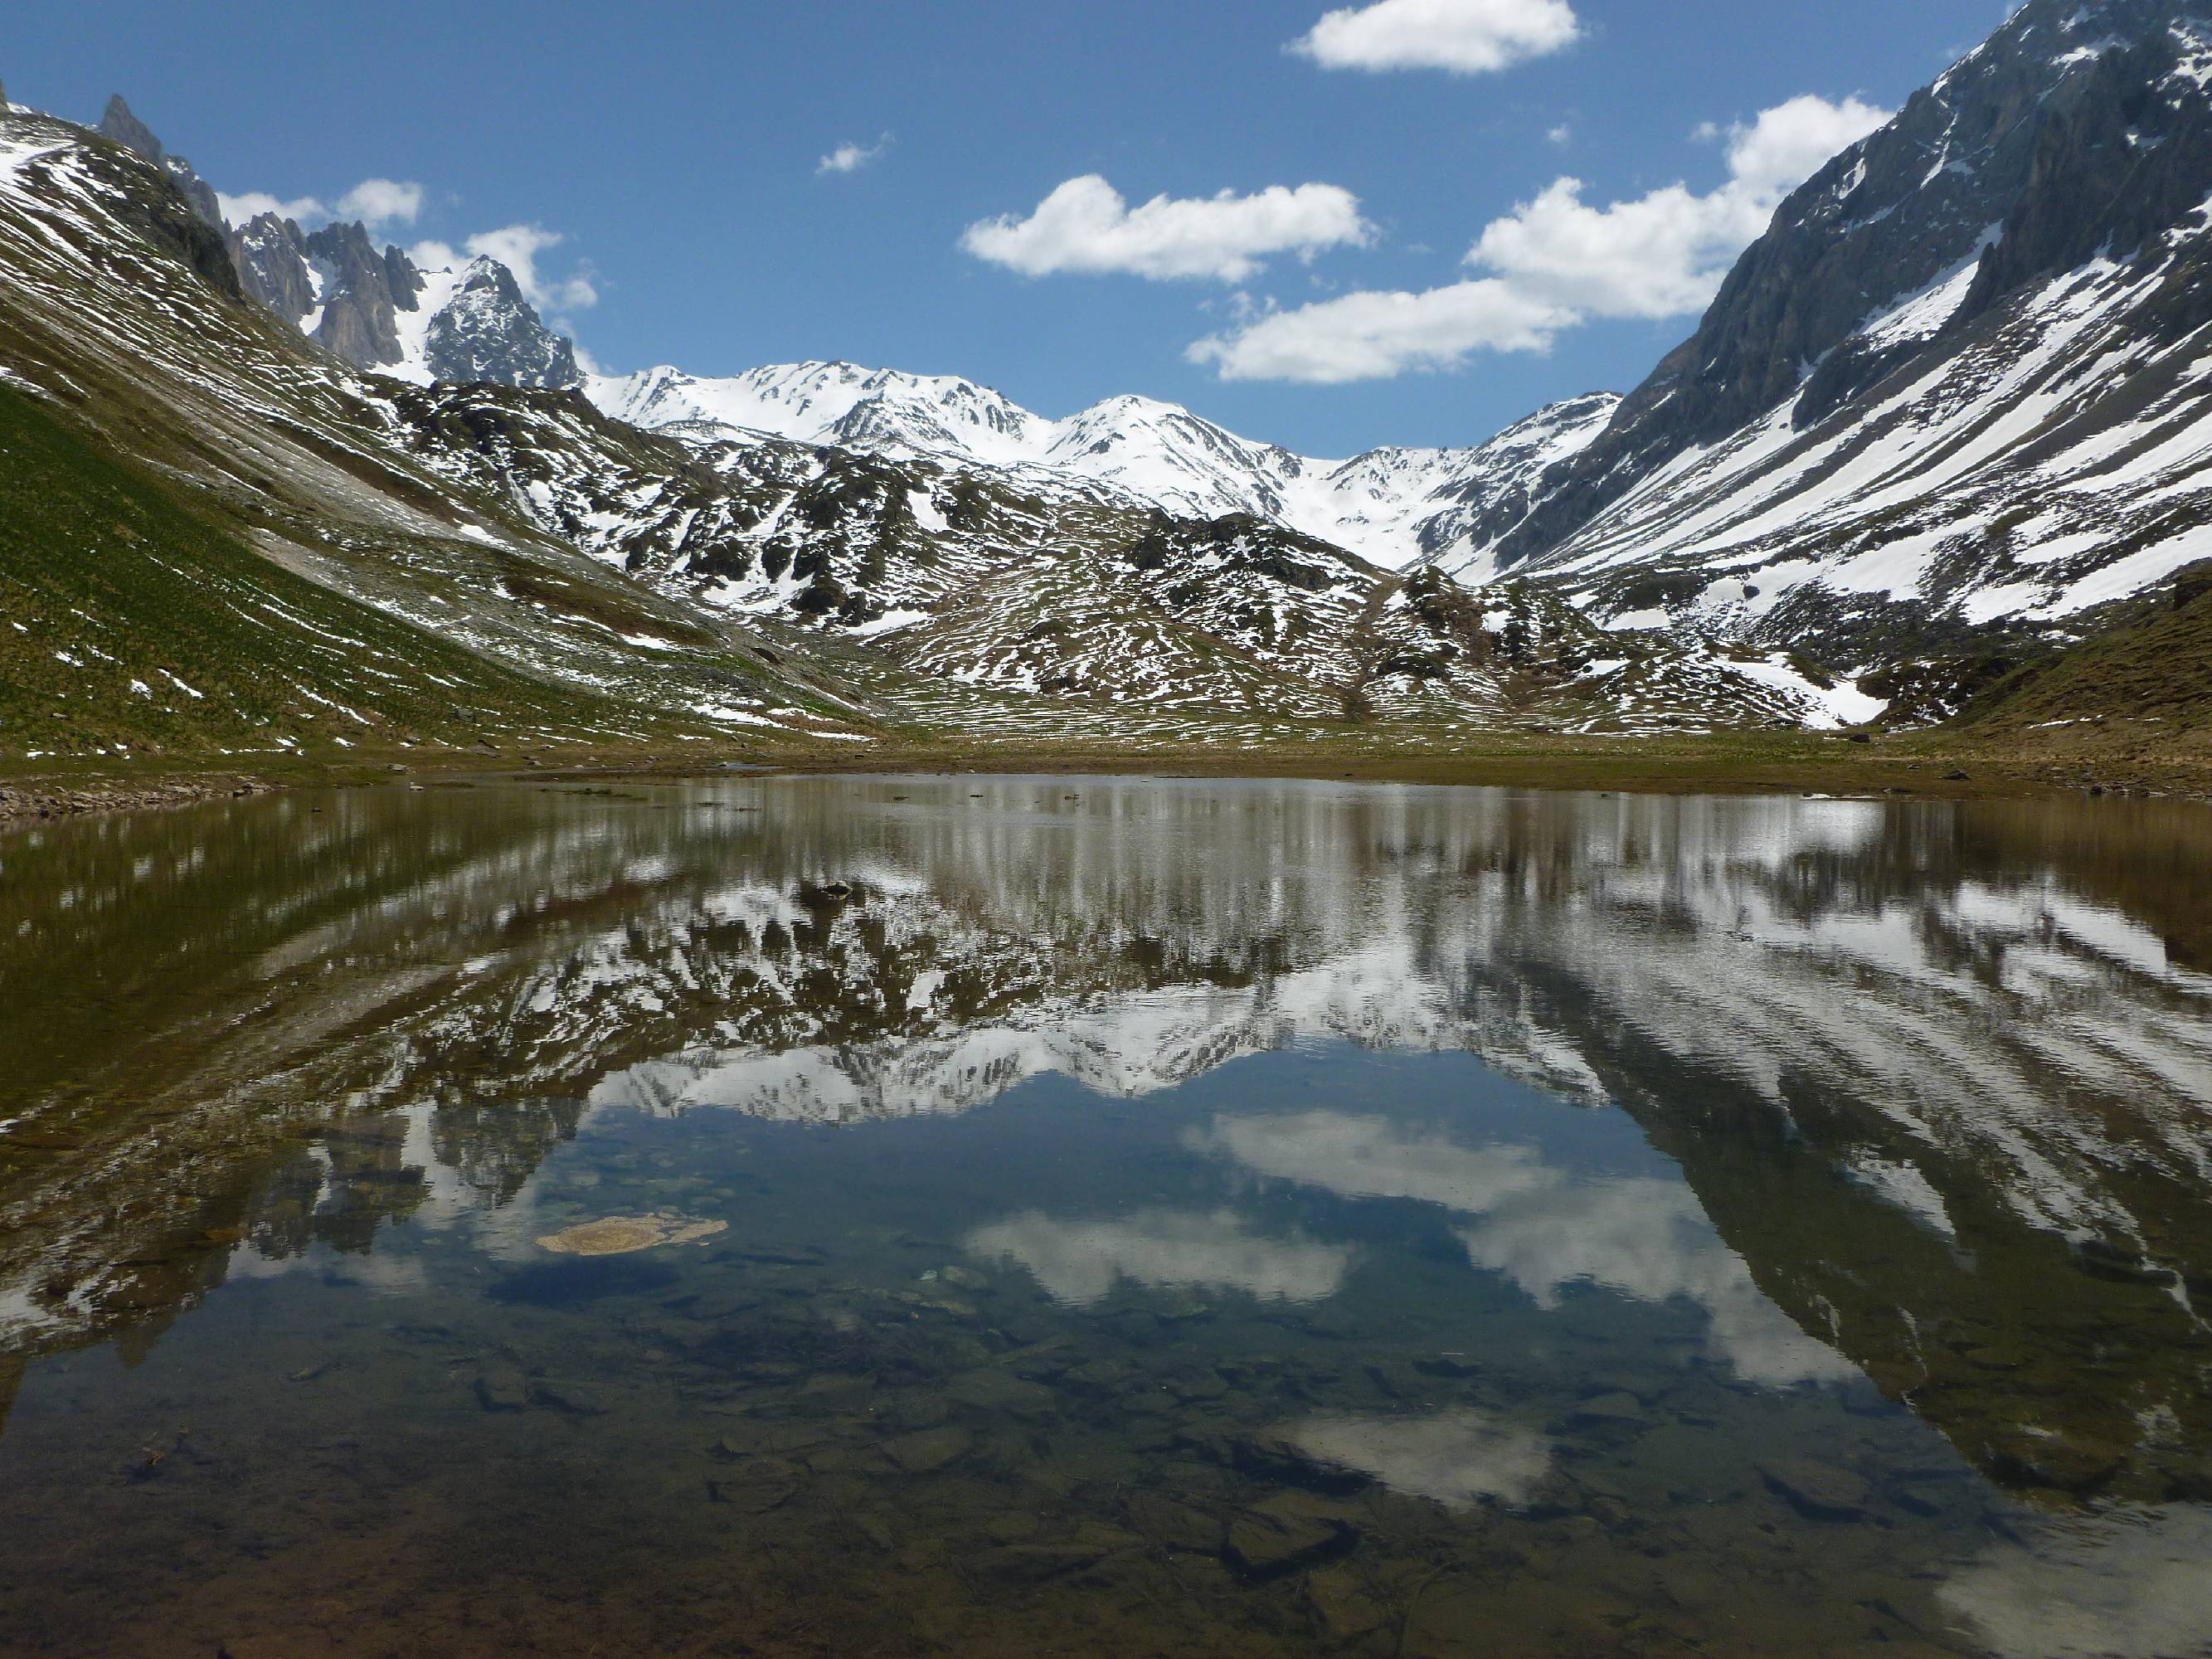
[[2, 731, 2207, 824]]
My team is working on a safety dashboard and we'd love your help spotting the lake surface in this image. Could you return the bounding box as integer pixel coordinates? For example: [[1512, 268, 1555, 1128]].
[[2, 774, 2210, 1658]]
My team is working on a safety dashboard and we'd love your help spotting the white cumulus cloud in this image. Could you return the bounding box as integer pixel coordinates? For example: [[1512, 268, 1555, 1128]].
[[217, 190, 328, 226], [1190, 92, 1890, 382], [818, 134, 892, 176], [1291, 0, 1581, 75], [218, 178, 426, 231], [333, 178, 424, 228], [962, 174, 1373, 283], [1188, 278, 1569, 382], [464, 224, 599, 312], [1470, 95, 1889, 319]]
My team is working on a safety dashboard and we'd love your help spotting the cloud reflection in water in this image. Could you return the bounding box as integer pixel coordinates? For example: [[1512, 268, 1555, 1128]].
[[1198, 1109, 1855, 1387], [1291, 1410, 1554, 1510], [964, 1208, 1352, 1307]]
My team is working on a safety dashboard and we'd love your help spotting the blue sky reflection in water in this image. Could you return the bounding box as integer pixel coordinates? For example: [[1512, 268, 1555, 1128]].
[[1, 776, 2210, 1657]]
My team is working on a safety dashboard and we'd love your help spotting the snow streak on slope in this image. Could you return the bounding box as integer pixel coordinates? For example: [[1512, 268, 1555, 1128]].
[[1483, 1, 2212, 658], [1539, 247, 2212, 657], [587, 362, 1619, 572]]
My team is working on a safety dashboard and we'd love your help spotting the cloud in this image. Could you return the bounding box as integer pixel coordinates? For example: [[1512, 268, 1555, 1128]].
[[1457, 1175, 1857, 1386], [1939, 1505, 2212, 1659], [1189, 92, 1890, 381], [1469, 95, 1889, 319], [961, 174, 1373, 282], [1190, 1111, 1561, 1211], [1188, 278, 1569, 382], [463, 224, 599, 311], [1196, 1112, 1851, 1388], [818, 134, 892, 176], [965, 1208, 1353, 1307], [1291, 0, 1580, 75], [217, 190, 328, 226], [218, 178, 425, 231], [333, 178, 424, 228]]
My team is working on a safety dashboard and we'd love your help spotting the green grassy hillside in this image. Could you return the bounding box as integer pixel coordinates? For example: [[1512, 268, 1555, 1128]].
[[1951, 564, 2212, 768], [0, 382, 632, 762]]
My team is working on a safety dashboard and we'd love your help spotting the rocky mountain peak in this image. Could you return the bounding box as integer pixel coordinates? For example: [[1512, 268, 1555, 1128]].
[[75, 94, 582, 392], [96, 95, 163, 160], [96, 94, 222, 231], [225, 212, 424, 369], [1490, 0, 2212, 571], [423, 255, 582, 389]]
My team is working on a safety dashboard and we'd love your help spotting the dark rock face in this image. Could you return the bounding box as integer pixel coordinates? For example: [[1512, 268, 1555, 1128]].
[[1493, 0, 2212, 571], [164, 166, 224, 234], [304, 221, 416, 367], [98, 95, 222, 230], [424, 258, 582, 389], [96, 95, 163, 160], [226, 214, 425, 367], [228, 213, 314, 321]]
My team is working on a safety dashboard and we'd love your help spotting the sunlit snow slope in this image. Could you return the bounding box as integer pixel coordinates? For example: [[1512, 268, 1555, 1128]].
[[587, 362, 1619, 574]]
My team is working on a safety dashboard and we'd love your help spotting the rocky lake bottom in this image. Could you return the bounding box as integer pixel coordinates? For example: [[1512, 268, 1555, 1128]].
[[1, 775, 2208, 1657]]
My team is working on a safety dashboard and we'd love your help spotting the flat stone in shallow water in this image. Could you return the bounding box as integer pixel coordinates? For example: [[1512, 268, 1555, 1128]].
[[1760, 1457, 1873, 1520], [946, 1367, 1059, 1421], [534, 1213, 728, 1257], [882, 1426, 973, 1474]]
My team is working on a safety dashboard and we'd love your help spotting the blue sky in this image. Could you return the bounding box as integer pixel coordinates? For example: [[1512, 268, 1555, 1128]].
[[11, 0, 2012, 455]]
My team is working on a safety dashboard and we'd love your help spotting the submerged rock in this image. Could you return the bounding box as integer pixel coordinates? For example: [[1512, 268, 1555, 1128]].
[[1126, 1492, 1221, 1554], [945, 1368, 1058, 1422], [1568, 1391, 1646, 1427], [1302, 1564, 1391, 1642], [1224, 1492, 1359, 1579], [535, 1213, 727, 1257], [474, 1367, 530, 1412], [1761, 1457, 1873, 1520], [882, 1426, 972, 1474]]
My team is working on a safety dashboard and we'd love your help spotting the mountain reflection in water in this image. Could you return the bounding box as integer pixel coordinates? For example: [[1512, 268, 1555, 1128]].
[[0, 775, 2208, 1657]]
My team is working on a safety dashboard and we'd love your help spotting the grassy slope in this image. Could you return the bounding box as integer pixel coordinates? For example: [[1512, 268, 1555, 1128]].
[[1949, 564, 2212, 777], [0, 382, 628, 761], [1, 113, 2206, 804]]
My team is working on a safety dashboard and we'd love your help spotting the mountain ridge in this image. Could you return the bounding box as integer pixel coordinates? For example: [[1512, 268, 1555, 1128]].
[[10, 0, 2212, 770], [586, 359, 1621, 574], [1475, 0, 2212, 666]]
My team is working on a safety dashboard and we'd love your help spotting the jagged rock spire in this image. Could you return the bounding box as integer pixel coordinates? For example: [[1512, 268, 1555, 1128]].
[[98, 95, 165, 160]]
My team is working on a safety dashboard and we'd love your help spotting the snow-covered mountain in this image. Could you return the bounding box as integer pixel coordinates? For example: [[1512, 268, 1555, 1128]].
[[587, 361, 1618, 572], [576, 0, 2212, 674], [1489, 0, 2212, 664], [80, 95, 590, 392], [21, 0, 2212, 757], [396, 377, 1864, 732], [228, 213, 580, 390]]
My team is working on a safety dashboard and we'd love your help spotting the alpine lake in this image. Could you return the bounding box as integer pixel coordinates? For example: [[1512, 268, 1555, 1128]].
[[2, 774, 2210, 1658]]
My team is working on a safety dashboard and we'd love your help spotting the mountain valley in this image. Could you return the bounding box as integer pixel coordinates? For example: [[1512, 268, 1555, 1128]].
[[5, 0, 2212, 795]]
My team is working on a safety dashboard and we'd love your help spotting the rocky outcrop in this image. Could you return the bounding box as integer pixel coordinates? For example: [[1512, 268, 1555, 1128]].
[[304, 220, 417, 367], [95, 94, 164, 160], [96, 95, 222, 229], [226, 212, 425, 368], [424, 257, 582, 389], [227, 212, 314, 320], [90, 91, 583, 389]]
